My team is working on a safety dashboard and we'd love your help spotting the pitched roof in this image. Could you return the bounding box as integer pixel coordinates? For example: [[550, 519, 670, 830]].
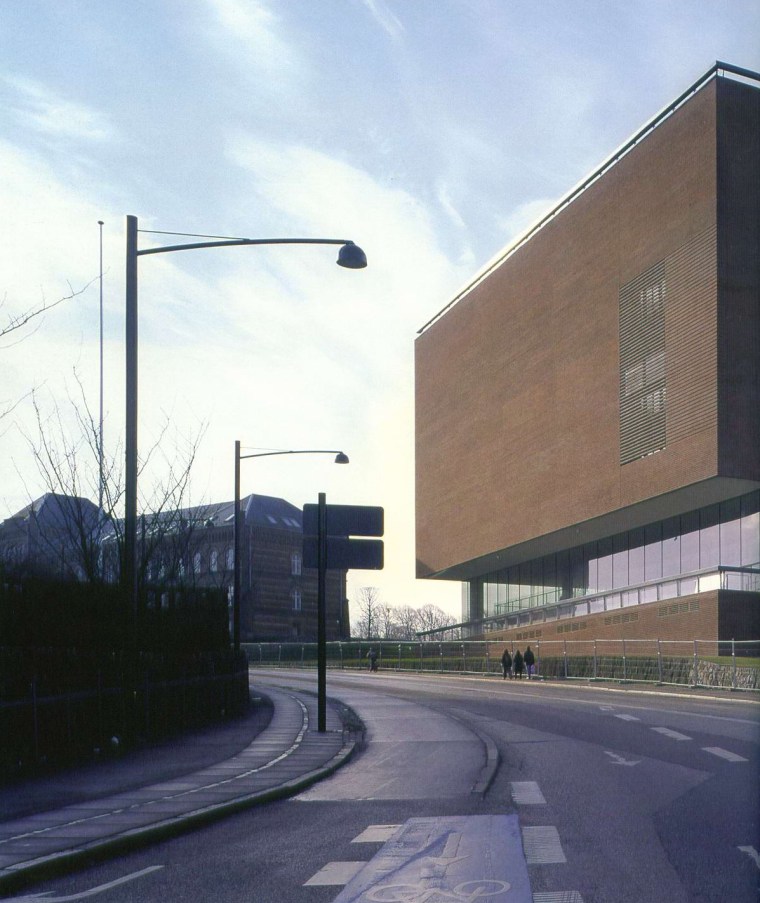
[[100, 493, 303, 536], [1, 493, 101, 531]]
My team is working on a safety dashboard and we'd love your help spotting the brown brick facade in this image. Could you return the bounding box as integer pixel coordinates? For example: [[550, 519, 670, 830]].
[[486, 590, 760, 653], [415, 75, 759, 583]]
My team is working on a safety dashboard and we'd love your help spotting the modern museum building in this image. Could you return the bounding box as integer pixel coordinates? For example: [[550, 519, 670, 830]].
[[415, 63, 759, 649]]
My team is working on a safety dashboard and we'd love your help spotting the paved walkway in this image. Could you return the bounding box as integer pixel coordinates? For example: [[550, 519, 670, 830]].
[[0, 685, 355, 893]]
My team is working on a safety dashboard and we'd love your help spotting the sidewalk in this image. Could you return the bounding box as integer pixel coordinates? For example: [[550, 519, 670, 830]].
[[0, 685, 356, 894]]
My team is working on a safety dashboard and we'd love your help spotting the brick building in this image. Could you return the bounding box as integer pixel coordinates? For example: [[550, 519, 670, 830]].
[[1, 492, 349, 643], [0, 493, 101, 581], [415, 63, 760, 648]]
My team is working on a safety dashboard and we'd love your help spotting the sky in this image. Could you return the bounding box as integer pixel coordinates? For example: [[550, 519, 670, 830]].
[[1, 0, 758, 620]]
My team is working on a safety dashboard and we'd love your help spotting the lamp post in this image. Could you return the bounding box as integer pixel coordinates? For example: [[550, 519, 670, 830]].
[[233, 443, 349, 652], [124, 215, 366, 632]]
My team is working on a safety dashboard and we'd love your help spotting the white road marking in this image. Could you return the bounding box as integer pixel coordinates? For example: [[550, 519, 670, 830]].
[[352, 825, 402, 843], [511, 781, 547, 805], [522, 826, 567, 864], [738, 845, 760, 870], [366, 878, 511, 901], [604, 751, 640, 766], [613, 714, 640, 721], [703, 746, 748, 762], [304, 861, 366, 886], [5, 866, 164, 901], [533, 893, 585, 902], [651, 727, 691, 741]]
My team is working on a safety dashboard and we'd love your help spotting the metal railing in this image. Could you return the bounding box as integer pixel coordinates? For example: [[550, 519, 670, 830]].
[[246, 638, 760, 692]]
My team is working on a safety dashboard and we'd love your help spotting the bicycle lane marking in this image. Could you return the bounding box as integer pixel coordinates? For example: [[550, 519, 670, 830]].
[[328, 815, 532, 903]]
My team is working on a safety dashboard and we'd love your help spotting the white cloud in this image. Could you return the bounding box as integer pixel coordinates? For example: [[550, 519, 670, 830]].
[[359, 0, 405, 41], [2, 76, 115, 143], [495, 196, 559, 248], [201, 0, 304, 85]]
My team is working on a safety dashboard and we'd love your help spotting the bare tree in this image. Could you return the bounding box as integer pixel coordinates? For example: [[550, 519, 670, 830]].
[[1, 285, 91, 422], [376, 602, 400, 639], [1, 285, 88, 345], [15, 374, 207, 592], [416, 603, 456, 638], [353, 586, 384, 639], [394, 604, 421, 640]]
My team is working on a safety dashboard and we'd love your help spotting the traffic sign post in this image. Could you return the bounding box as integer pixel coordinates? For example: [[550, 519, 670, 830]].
[[304, 496, 384, 731]]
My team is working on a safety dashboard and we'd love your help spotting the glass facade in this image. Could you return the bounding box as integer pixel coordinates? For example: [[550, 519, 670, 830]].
[[470, 492, 760, 622]]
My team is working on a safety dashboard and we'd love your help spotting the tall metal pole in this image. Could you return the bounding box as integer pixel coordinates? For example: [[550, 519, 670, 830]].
[[98, 220, 105, 516], [125, 215, 139, 630], [317, 491, 327, 732], [233, 440, 242, 654]]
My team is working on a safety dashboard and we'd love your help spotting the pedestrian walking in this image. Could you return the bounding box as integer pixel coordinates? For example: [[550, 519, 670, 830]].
[[500, 648, 512, 679], [367, 647, 379, 672], [513, 649, 524, 679], [524, 645, 535, 679]]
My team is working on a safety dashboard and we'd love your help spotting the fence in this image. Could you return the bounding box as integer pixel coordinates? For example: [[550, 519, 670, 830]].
[[245, 638, 760, 692], [0, 649, 249, 779]]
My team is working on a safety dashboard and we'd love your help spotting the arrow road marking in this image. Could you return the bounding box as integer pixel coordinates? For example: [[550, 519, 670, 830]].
[[6, 866, 164, 901], [738, 846, 760, 870], [604, 751, 640, 766]]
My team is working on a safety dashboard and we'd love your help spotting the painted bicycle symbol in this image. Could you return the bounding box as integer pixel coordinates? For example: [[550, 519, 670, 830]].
[[366, 879, 511, 902]]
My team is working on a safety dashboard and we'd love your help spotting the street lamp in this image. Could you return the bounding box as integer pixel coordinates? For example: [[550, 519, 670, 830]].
[[233, 443, 349, 652], [124, 215, 366, 632]]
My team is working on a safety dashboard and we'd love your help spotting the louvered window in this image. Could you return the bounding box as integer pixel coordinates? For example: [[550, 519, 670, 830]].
[[619, 262, 666, 464]]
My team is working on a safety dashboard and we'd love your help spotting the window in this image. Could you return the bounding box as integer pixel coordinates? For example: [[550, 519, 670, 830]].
[[291, 552, 302, 576], [193, 552, 202, 574], [293, 589, 302, 611], [210, 549, 218, 572], [225, 547, 234, 570]]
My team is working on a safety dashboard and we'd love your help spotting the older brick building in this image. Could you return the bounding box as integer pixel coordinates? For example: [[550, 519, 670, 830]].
[[1, 493, 349, 643], [415, 63, 760, 648]]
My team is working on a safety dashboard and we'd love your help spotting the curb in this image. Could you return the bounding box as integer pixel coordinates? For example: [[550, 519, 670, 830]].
[[0, 736, 356, 896]]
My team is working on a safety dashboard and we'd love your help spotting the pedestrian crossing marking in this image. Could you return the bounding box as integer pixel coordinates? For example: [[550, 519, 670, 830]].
[[651, 727, 691, 741], [303, 861, 365, 886], [533, 892, 585, 902], [703, 746, 748, 762], [511, 781, 547, 805], [353, 825, 402, 843], [522, 826, 567, 864]]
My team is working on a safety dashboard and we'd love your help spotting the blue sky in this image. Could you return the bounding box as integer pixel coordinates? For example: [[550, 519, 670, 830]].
[[1, 0, 758, 617]]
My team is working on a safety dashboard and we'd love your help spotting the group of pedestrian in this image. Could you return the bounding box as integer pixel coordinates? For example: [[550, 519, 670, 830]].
[[501, 645, 535, 679]]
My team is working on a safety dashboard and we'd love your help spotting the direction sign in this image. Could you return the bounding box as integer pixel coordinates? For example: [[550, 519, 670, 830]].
[[303, 536, 384, 570], [303, 503, 383, 538]]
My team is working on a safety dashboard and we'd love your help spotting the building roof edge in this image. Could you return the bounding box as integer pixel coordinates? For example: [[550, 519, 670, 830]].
[[416, 61, 760, 337]]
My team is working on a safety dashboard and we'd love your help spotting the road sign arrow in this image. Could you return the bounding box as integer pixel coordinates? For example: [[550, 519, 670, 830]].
[[604, 751, 640, 766]]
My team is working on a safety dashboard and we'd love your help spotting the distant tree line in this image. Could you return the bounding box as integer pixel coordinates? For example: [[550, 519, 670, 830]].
[[351, 586, 458, 640]]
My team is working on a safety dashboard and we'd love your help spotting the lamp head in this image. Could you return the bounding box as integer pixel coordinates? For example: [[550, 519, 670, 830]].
[[337, 242, 367, 269], [334, 452, 350, 464]]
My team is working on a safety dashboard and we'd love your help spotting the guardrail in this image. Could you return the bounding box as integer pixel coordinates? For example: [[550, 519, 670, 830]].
[[245, 638, 760, 692]]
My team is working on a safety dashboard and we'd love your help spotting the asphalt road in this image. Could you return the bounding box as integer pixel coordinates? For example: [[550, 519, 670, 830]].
[[4, 669, 758, 903]]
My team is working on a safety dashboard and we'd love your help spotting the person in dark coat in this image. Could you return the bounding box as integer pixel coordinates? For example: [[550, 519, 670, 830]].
[[500, 648, 512, 679], [524, 646, 535, 679], [367, 648, 378, 672], [513, 649, 524, 679]]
